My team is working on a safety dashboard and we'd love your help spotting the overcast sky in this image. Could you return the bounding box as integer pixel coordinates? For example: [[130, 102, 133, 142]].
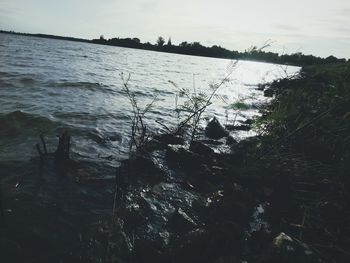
[[1, 0, 350, 58]]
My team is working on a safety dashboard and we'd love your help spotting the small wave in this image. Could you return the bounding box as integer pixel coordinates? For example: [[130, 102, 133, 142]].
[[53, 111, 115, 122], [45, 81, 119, 95], [0, 71, 16, 78], [0, 110, 59, 137], [19, 76, 36, 83], [58, 81, 103, 88], [0, 72, 38, 84]]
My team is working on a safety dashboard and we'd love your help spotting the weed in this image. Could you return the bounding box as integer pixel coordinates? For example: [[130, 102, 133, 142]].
[[120, 73, 158, 155]]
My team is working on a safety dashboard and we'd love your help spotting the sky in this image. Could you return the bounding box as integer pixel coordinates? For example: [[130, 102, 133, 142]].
[[1, 0, 350, 58]]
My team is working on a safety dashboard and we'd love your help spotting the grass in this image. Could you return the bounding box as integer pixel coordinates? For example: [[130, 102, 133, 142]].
[[252, 61, 350, 262]]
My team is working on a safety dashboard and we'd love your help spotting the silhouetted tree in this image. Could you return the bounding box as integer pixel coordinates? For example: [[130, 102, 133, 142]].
[[167, 37, 172, 46], [132, 37, 140, 44], [179, 41, 188, 47], [156, 36, 165, 47]]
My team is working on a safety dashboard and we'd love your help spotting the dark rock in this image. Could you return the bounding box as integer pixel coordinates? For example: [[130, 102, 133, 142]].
[[123, 207, 147, 231], [208, 192, 253, 225], [169, 207, 197, 233], [264, 88, 274, 97], [256, 83, 267, 91], [165, 145, 207, 170], [198, 139, 224, 146], [171, 222, 243, 262], [170, 228, 212, 263], [154, 133, 184, 145], [226, 135, 238, 145], [190, 141, 214, 155], [132, 239, 165, 263], [243, 119, 254, 125], [205, 117, 229, 139], [145, 134, 185, 152], [231, 136, 261, 157], [226, 124, 251, 131], [119, 155, 164, 184]]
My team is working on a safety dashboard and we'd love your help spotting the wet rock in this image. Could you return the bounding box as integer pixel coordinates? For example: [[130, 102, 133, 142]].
[[198, 139, 224, 146], [132, 239, 165, 263], [231, 136, 261, 156], [123, 206, 147, 231], [243, 119, 254, 125], [189, 141, 214, 156], [226, 124, 251, 131], [171, 221, 243, 262], [205, 117, 229, 139], [169, 207, 197, 233], [119, 155, 164, 184], [165, 145, 207, 170], [154, 133, 184, 145], [256, 83, 268, 91], [145, 134, 184, 152], [170, 228, 211, 263], [209, 197, 252, 226], [264, 88, 274, 97]]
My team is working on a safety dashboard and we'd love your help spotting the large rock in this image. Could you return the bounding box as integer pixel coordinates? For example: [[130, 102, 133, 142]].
[[154, 133, 184, 145], [165, 145, 207, 170], [189, 140, 214, 156], [226, 124, 251, 131], [205, 117, 229, 139], [226, 135, 237, 145], [168, 207, 197, 233]]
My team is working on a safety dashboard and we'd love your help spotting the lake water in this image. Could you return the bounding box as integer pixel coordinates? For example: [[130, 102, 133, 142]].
[[0, 33, 299, 165]]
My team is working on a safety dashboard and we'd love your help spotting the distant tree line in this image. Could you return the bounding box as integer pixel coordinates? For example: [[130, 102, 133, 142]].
[[0, 30, 90, 43], [92, 35, 347, 66], [1, 30, 347, 66]]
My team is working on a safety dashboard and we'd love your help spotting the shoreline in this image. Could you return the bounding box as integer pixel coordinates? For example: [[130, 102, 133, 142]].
[[1, 30, 347, 67], [1, 61, 350, 262]]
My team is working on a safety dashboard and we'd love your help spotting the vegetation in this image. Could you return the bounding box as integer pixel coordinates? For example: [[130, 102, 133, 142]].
[[257, 62, 350, 163], [92, 35, 348, 66], [120, 73, 158, 154], [169, 61, 236, 142], [250, 61, 350, 262]]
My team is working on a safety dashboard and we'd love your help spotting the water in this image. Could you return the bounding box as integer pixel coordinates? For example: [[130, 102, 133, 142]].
[[0, 33, 299, 165]]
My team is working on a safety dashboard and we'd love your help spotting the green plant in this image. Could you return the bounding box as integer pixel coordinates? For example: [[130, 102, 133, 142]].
[[121, 73, 158, 154], [169, 60, 238, 143], [225, 98, 254, 126]]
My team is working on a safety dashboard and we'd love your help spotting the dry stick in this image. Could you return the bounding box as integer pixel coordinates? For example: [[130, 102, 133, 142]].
[[39, 134, 48, 154], [175, 103, 209, 135], [155, 120, 172, 133], [112, 186, 118, 217], [175, 61, 237, 135], [36, 144, 43, 161], [0, 184, 4, 225], [299, 206, 309, 240], [66, 135, 71, 159]]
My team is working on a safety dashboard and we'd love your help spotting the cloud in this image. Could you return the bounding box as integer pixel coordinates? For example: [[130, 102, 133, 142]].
[[0, 6, 18, 16], [336, 7, 350, 16], [138, 1, 160, 12], [273, 24, 300, 32]]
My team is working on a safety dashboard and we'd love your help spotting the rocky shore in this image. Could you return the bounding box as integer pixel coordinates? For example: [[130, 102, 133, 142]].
[[1, 62, 350, 262]]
